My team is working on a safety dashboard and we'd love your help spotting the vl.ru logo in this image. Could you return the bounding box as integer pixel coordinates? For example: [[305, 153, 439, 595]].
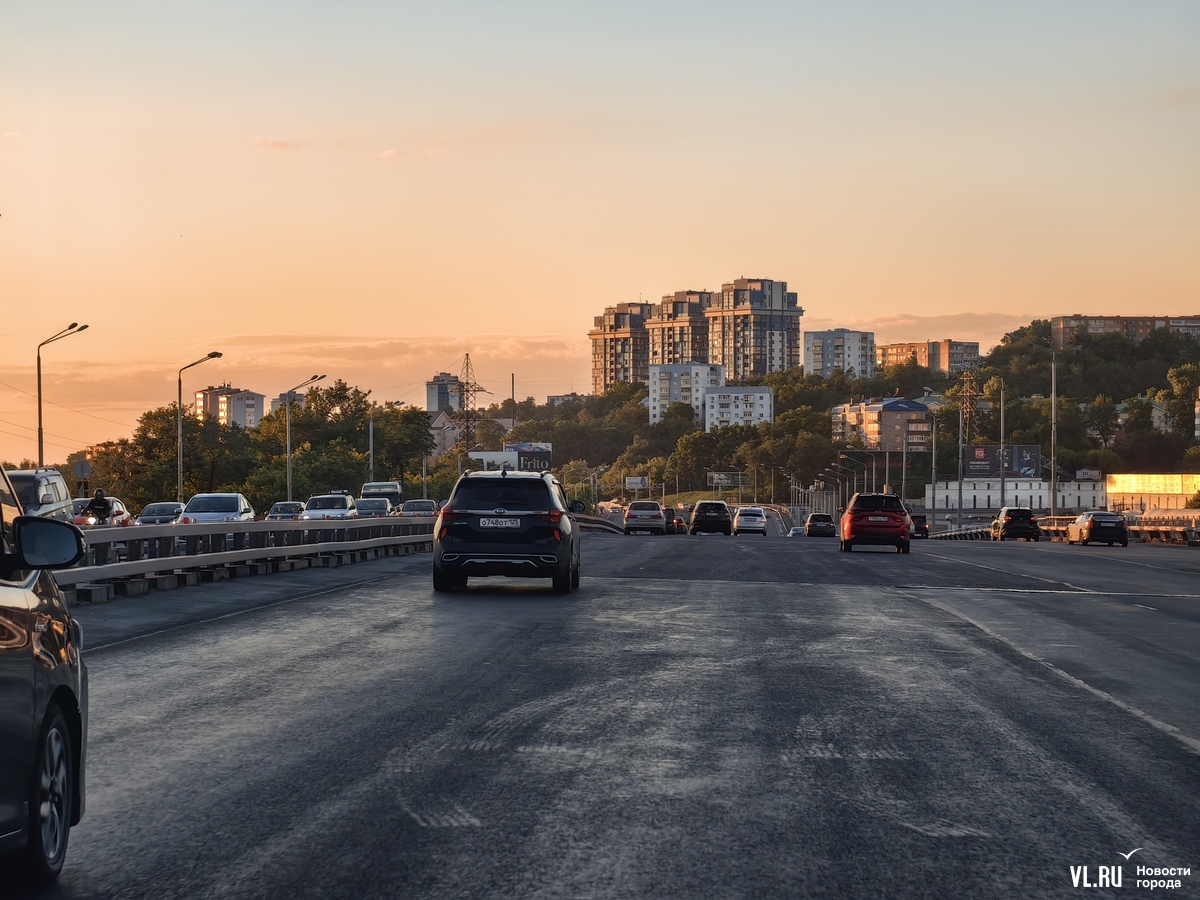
[[1070, 864, 1123, 888]]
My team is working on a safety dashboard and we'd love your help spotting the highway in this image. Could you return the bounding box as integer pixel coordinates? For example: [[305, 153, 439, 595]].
[[8, 531, 1200, 898]]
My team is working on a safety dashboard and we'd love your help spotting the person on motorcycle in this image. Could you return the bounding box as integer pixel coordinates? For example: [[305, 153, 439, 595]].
[[84, 488, 113, 523]]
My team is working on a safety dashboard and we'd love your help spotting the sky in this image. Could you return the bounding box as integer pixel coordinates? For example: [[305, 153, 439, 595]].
[[2, 1, 1198, 463]]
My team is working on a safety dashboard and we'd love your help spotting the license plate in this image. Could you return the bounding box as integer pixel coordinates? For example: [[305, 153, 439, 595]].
[[479, 517, 520, 528], [868, 516, 887, 522]]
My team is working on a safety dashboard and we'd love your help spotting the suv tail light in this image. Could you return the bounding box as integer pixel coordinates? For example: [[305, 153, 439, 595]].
[[533, 510, 564, 524]]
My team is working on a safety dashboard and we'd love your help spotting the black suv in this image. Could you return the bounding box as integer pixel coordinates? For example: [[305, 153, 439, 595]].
[[0, 468, 88, 884], [990, 507, 1040, 542], [433, 470, 583, 593], [689, 500, 732, 535]]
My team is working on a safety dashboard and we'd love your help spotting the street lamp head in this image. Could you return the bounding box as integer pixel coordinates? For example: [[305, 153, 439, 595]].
[[207, 351, 222, 359], [67, 322, 78, 330], [75, 324, 88, 333]]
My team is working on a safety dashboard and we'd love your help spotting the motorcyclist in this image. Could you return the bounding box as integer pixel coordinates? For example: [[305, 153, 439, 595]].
[[84, 488, 113, 524]]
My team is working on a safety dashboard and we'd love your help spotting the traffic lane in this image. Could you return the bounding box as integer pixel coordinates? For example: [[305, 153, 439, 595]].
[[22, 566, 1200, 897], [920, 538, 1200, 597]]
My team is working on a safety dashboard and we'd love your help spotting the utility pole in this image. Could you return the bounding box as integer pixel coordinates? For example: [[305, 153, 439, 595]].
[[931, 416, 938, 531], [957, 405, 964, 530], [1050, 353, 1058, 516], [999, 381, 1006, 508]]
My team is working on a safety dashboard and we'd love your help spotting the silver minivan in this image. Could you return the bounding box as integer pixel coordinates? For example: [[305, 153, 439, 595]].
[[178, 493, 256, 524]]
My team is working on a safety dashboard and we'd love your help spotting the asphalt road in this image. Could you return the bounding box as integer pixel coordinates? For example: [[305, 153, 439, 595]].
[[10, 533, 1200, 898]]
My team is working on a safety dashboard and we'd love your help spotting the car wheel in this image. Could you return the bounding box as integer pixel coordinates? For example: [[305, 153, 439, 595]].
[[1067, 538, 1074, 545], [899, 540, 910, 554], [623, 528, 631, 535], [432, 567, 454, 592], [1121, 541, 1128, 548], [21, 705, 72, 885], [1081, 539, 1089, 547], [1033, 537, 1040, 542], [552, 568, 572, 594], [571, 560, 580, 589], [725, 529, 732, 536]]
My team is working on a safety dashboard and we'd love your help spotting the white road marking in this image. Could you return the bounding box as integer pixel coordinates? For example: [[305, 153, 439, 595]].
[[1134, 604, 1159, 611], [921, 551, 1094, 592]]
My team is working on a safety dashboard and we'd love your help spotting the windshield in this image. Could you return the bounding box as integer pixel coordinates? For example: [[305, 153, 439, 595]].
[[358, 499, 387, 510], [184, 496, 239, 513], [142, 503, 180, 516], [307, 497, 349, 510]]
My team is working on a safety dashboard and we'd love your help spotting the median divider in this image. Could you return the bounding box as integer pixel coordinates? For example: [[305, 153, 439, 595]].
[[57, 516, 437, 605]]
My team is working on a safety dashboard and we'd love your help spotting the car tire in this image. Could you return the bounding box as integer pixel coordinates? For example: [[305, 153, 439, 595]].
[[623, 528, 631, 535], [1081, 539, 1089, 547], [571, 560, 580, 589], [21, 705, 73, 885], [1033, 537, 1040, 542], [1121, 541, 1128, 548], [552, 568, 572, 594], [1067, 538, 1074, 545], [725, 529, 732, 536], [432, 567, 454, 592], [899, 540, 910, 554]]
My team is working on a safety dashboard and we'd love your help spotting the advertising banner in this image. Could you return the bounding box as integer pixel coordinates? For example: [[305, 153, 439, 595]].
[[625, 476, 649, 490], [504, 442, 553, 472], [964, 445, 1041, 478], [706, 472, 751, 486]]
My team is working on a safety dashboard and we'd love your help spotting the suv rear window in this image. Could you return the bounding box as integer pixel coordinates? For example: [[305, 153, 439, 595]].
[[809, 514, 833, 523], [629, 501, 659, 510], [185, 496, 238, 513], [1008, 509, 1034, 520], [850, 495, 905, 511], [452, 481, 550, 510]]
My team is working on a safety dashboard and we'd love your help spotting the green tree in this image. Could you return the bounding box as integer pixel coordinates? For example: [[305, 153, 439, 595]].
[[1082, 395, 1120, 449]]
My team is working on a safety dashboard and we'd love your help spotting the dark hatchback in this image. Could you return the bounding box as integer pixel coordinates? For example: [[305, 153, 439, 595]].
[[433, 470, 583, 593], [0, 468, 88, 884], [990, 507, 1040, 542]]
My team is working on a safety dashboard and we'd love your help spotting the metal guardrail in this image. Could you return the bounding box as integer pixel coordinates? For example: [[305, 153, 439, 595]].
[[1128, 514, 1200, 546], [930, 526, 992, 541], [57, 517, 437, 602]]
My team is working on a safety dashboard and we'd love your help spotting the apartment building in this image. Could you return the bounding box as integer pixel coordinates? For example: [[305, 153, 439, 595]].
[[194, 384, 266, 429], [804, 329, 876, 379], [269, 392, 306, 415], [1050, 314, 1200, 350], [588, 301, 658, 395], [704, 387, 774, 432], [706, 278, 803, 380], [647, 364, 725, 425], [832, 398, 932, 452], [876, 339, 980, 375], [647, 290, 714, 368], [426, 372, 461, 413]]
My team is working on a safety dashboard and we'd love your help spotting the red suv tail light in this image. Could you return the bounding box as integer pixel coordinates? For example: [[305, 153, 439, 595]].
[[533, 510, 564, 524]]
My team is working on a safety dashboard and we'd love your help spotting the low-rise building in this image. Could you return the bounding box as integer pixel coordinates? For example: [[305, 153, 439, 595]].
[[648, 364, 725, 425], [1050, 314, 1200, 350], [876, 340, 979, 375], [546, 393, 589, 406], [704, 387, 774, 432], [804, 329, 875, 379], [923, 480, 1108, 518], [833, 398, 931, 452]]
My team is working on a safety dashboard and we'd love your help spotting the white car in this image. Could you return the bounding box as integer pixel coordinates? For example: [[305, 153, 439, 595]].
[[179, 493, 256, 524], [302, 493, 359, 520], [733, 506, 768, 536], [399, 499, 439, 517], [623, 500, 667, 535]]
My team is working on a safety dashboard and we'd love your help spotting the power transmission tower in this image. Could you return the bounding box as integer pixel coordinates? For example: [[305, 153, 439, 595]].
[[958, 370, 982, 444], [452, 354, 488, 449]]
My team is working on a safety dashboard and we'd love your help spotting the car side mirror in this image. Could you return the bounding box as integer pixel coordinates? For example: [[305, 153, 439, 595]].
[[568, 500, 586, 513], [40, 493, 55, 505], [12, 516, 85, 569]]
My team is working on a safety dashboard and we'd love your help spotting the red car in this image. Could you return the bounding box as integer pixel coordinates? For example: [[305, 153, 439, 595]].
[[840, 492, 911, 553]]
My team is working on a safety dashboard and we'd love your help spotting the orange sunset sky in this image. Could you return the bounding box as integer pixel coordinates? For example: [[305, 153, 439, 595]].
[[2, 2, 1198, 463]]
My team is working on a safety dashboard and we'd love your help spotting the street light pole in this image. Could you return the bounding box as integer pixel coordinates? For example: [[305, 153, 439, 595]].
[[285, 374, 326, 501], [177, 351, 222, 503], [37, 323, 89, 466]]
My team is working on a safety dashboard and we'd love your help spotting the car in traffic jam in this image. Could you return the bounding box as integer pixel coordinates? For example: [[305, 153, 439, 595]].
[[990, 507, 1040, 542], [804, 512, 837, 537], [732, 506, 768, 536], [624, 500, 668, 535], [689, 500, 732, 535], [1067, 511, 1129, 547], [265, 501, 305, 521], [135, 502, 182, 525], [302, 492, 359, 520]]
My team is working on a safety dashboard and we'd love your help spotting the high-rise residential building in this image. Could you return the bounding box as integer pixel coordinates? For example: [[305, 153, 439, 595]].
[[588, 301, 658, 395], [1050, 314, 1200, 350], [646, 290, 714, 368], [270, 392, 307, 415], [876, 339, 980, 375], [194, 384, 266, 429], [704, 387, 774, 432], [426, 372, 461, 413], [832, 398, 932, 452], [804, 329, 876, 379], [706, 278, 803, 380], [647, 364, 726, 425]]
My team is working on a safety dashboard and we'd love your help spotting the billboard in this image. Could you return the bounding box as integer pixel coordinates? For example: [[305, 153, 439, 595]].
[[505, 442, 552, 472], [625, 476, 649, 490], [963, 445, 1041, 478], [707, 472, 750, 486]]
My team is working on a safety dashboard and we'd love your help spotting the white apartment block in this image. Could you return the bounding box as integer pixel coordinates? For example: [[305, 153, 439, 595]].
[[195, 384, 266, 429], [648, 364, 726, 425], [804, 329, 876, 379], [704, 387, 774, 432]]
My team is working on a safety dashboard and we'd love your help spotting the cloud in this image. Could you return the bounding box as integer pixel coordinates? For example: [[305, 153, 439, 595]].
[[254, 137, 301, 150], [378, 122, 542, 162]]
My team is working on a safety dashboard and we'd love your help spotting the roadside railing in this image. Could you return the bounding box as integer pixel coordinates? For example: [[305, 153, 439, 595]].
[[57, 516, 438, 603], [1037, 516, 1075, 542], [1128, 514, 1200, 546], [930, 526, 991, 541]]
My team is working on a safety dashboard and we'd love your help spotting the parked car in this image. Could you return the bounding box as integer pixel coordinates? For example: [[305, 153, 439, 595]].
[[432, 470, 583, 593], [909, 513, 930, 539], [265, 501, 305, 521], [840, 493, 911, 553], [804, 512, 837, 537], [689, 500, 732, 536], [990, 507, 1040, 542], [72, 496, 133, 527], [178, 493, 256, 524], [399, 499, 439, 517], [302, 492, 359, 520], [623, 500, 668, 535], [0, 467, 88, 884], [1067, 511, 1129, 547], [733, 506, 768, 536], [355, 498, 396, 518], [135, 501, 182, 525], [5, 468, 74, 523], [662, 507, 678, 535]]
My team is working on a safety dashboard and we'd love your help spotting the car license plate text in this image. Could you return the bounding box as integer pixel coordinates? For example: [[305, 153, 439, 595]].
[[480, 517, 520, 528], [868, 516, 888, 522]]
